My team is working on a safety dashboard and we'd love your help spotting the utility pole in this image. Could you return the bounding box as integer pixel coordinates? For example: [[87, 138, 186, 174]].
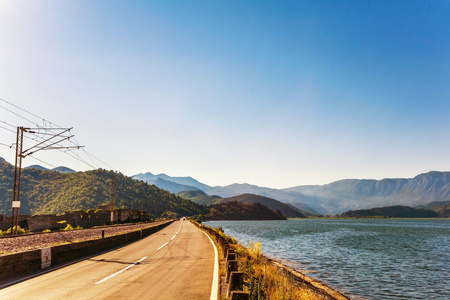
[[111, 175, 115, 223], [10, 127, 24, 234], [140, 198, 144, 223], [9, 127, 83, 235]]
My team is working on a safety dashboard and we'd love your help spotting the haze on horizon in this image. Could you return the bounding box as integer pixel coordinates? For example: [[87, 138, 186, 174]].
[[0, 0, 449, 189]]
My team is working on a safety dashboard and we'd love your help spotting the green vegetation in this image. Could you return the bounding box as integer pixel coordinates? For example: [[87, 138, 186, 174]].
[[62, 224, 74, 231], [0, 160, 208, 219], [433, 203, 450, 218], [338, 205, 439, 218], [217, 194, 305, 218], [5, 225, 26, 235], [208, 201, 286, 220], [177, 190, 222, 205]]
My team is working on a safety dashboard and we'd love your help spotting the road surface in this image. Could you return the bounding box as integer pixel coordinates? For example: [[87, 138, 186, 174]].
[[0, 220, 218, 300]]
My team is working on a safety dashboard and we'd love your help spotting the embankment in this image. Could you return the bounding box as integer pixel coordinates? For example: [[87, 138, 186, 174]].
[[0, 220, 173, 283]]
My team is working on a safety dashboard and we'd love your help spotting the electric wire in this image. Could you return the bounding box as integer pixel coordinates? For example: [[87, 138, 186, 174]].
[[0, 97, 116, 172]]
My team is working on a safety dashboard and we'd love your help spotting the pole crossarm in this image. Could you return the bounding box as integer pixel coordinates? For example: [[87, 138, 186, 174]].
[[22, 127, 73, 157], [9, 126, 83, 235]]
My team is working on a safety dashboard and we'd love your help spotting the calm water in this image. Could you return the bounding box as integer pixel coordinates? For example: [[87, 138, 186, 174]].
[[205, 219, 450, 299]]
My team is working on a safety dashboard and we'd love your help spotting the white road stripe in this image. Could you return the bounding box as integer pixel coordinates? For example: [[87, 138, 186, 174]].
[[95, 257, 147, 284], [157, 241, 169, 251]]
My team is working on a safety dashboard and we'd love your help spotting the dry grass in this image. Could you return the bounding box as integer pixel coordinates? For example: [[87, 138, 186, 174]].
[[199, 224, 328, 300], [235, 241, 323, 300]]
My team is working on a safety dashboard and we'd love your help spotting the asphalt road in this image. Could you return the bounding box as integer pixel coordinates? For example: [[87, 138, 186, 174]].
[[0, 220, 218, 300]]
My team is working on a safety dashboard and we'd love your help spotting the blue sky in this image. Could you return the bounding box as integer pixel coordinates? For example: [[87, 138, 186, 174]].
[[0, 0, 449, 188]]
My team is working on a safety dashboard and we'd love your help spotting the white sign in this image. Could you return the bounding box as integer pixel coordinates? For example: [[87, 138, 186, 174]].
[[12, 201, 20, 208], [41, 247, 51, 269]]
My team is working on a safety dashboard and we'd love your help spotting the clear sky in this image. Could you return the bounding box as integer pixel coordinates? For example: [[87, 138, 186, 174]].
[[0, 0, 449, 189]]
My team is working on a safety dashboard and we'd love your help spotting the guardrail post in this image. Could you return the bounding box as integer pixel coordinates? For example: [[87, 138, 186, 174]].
[[227, 271, 244, 297], [226, 260, 238, 283], [230, 291, 250, 300]]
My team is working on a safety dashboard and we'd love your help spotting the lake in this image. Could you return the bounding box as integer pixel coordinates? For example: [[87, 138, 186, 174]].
[[204, 219, 449, 299]]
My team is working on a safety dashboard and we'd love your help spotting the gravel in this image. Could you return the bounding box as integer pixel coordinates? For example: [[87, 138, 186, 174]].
[[0, 222, 166, 256]]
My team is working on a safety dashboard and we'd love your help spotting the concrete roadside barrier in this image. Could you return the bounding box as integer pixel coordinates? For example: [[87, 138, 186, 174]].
[[0, 220, 173, 283]]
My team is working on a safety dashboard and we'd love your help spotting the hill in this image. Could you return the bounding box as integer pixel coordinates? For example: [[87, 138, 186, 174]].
[[0, 159, 207, 219], [133, 172, 209, 192], [432, 203, 450, 218], [177, 190, 222, 206], [149, 178, 201, 194], [207, 201, 286, 220], [52, 166, 76, 173], [218, 193, 305, 218], [338, 205, 438, 218]]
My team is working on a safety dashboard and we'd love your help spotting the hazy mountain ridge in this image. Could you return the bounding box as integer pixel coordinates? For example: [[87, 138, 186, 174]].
[[24, 164, 75, 173], [133, 170, 450, 215], [149, 178, 201, 194], [283, 172, 450, 213], [133, 172, 209, 191], [218, 193, 306, 218]]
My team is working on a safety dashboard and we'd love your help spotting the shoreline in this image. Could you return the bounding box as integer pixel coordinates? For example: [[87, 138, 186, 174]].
[[198, 220, 350, 300], [268, 258, 350, 300]]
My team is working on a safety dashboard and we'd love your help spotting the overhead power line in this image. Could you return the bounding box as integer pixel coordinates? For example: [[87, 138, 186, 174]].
[[0, 97, 117, 172]]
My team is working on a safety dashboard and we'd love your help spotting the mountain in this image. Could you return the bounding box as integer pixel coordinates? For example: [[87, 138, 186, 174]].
[[177, 190, 222, 206], [52, 166, 75, 173], [133, 172, 209, 192], [338, 205, 439, 218], [432, 203, 450, 218], [25, 165, 49, 171], [23, 165, 75, 173], [149, 178, 201, 194], [284, 172, 450, 214], [208, 201, 286, 220], [287, 202, 320, 215], [416, 201, 450, 218], [0, 159, 207, 218], [415, 200, 450, 209], [136, 170, 450, 215], [217, 193, 305, 218]]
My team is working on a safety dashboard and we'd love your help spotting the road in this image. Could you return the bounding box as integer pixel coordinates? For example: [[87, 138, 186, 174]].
[[0, 220, 218, 300]]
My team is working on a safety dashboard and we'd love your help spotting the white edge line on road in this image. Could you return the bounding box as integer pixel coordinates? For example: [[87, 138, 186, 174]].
[[95, 256, 147, 284], [194, 224, 219, 300]]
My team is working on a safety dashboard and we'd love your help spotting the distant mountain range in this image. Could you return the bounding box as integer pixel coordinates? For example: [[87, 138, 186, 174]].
[[14, 165, 450, 215], [133, 171, 450, 215], [25, 165, 76, 173]]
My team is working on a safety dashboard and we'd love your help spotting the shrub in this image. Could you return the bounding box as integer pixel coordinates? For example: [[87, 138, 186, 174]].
[[5, 226, 25, 235], [0, 230, 3, 236], [248, 241, 262, 259], [62, 224, 74, 231], [42, 229, 51, 233]]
